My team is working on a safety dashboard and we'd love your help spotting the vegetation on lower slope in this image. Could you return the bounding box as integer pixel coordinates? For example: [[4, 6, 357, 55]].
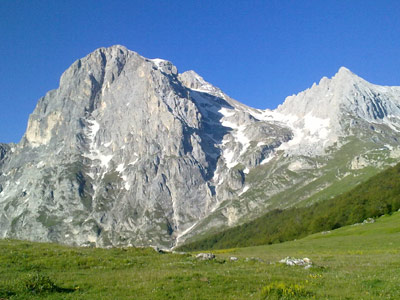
[[179, 162, 400, 251], [1, 212, 400, 299]]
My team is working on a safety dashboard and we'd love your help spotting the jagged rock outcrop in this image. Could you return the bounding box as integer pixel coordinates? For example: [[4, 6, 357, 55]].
[[0, 144, 11, 163], [1, 45, 400, 248]]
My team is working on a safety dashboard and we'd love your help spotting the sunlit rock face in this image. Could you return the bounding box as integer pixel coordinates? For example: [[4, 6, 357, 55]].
[[1, 45, 400, 248]]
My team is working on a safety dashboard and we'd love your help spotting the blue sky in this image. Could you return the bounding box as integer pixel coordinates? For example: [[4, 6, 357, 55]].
[[1, 0, 399, 143]]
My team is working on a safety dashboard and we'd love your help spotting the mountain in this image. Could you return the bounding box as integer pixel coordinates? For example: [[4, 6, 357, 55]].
[[179, 161, 400, 251], [1, 45, 400, 248]]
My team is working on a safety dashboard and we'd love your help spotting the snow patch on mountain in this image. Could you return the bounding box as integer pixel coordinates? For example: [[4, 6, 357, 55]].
[[116, 163, 125, 173], [83, 119, 114, 168], [250, 109, 333, 155], [238, 185, 250, 196], [151, 58, 166, 68], [217, 107, 253, 168], [261, 153, 275, 165]]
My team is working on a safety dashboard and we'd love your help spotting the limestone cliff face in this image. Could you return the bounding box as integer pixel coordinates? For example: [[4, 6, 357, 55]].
[[1, 46, 400, 248], [0, 46, 289, 248]]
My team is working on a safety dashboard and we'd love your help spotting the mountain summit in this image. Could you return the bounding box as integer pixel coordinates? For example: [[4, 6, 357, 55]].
[[1, 46, 400, 248]]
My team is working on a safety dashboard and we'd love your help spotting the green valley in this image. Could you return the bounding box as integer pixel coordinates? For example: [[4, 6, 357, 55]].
[[1, 210, 399, 299]]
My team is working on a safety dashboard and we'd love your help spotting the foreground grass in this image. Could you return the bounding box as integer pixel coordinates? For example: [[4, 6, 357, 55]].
[[1, 212, 400, 299]]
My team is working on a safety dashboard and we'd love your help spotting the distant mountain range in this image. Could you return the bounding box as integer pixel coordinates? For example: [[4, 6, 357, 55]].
[[1, 45, 400, 249]]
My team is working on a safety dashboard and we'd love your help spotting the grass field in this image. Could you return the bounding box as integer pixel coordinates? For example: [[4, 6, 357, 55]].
[[1, 211, 400, 299]]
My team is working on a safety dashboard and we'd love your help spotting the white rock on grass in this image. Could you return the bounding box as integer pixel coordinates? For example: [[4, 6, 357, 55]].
[[363, 218, 375, 224], [279, 257, 312, 269], [196, 253, 215, 260], [230, 256, 238, 261]]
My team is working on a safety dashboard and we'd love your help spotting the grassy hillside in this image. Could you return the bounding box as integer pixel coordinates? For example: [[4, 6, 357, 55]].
[[178, 162, 400, 251], [1, 211, 400, 299]]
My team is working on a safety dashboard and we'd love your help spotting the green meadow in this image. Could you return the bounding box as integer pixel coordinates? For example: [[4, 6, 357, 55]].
[[1, 211, 399, 299]]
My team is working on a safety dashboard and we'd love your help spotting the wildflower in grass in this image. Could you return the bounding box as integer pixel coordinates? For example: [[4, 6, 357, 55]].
[[261, 281, 312, 299]]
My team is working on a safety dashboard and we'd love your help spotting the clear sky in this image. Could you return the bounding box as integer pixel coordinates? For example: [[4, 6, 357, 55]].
[[1, 0, 399, 143]]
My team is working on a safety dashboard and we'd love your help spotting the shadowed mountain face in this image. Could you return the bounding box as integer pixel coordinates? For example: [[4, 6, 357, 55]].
[[1, 45, 400, 248]]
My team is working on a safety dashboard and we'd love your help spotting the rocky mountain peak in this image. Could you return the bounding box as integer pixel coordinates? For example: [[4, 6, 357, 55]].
[[269, 66, 400, 155], [333, 66, 357, 79], [329, 66, 371, 91], [277, 66, 400, 121], [178, 70, 228, 101], [179, 70, 208, 89]]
